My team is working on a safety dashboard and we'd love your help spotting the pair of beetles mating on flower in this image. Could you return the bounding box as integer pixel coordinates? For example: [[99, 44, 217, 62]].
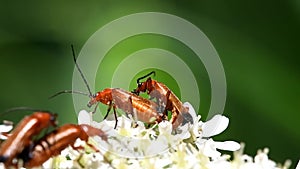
[[0, 45, 194, 168]]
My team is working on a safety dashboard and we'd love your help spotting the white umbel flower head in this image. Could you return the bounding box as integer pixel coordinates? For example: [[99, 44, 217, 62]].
[[0, 102, 290, 169]]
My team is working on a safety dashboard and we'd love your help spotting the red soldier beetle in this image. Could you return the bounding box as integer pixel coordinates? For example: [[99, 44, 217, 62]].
[[132, 71, 194, 129], [0, 111, 57, 167], [87, 88, 164, 128], [20, 124, 107, 168]]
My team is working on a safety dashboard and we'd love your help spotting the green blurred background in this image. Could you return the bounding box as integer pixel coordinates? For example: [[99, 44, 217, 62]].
[[0, 0, 299, 167]]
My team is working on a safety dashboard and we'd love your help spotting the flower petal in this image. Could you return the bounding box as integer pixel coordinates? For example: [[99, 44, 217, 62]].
[[0, 124, 13, 133], [202, 139, 221, 158], [78, 110, 92, 125], [214, 141, 241, 151], [183, 102, 199, 124], [202, 115, 229, 137], [0, 135, 8, 140], [158, 121, 172, 135]]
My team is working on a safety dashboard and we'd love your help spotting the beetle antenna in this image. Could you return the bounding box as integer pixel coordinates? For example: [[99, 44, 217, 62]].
[[1, 107, 53, 116], [71, 45, 93, 97], [137, 71, 156, 84], [49, 90, 90, 99]]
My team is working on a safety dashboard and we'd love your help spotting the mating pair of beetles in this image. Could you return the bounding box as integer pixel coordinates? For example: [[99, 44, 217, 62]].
[[53, 45, 194, 130]]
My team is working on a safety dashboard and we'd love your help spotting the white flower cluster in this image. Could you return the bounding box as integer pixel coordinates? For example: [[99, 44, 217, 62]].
[[0, 103, 295, 169]]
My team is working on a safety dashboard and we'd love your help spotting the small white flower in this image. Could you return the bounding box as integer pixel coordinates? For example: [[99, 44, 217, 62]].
[[254, 148, 277, 168], [206, 155, 232, 169], [78, 109, 93, 125], [86, 153, 104, 169], [197, 138, 222, 158], [146, 137, 169, 155], [111, 158, 130, 169], [214, 140, 241, 151], [201, 114, 229, 138], [0, 121, 13, 140], [158, 120, 173, 135]]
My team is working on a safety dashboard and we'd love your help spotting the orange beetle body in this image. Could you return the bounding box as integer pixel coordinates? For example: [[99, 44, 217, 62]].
[[88, 88, 163, 127], [0, 112, 57, 167], [22, 124, 107, 168]]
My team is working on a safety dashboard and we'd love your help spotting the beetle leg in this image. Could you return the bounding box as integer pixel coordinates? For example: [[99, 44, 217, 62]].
[[128, 96, 134, 117], [170, 107, 178, 124], [170, 107, 182, 130], [103, 102, 112, 119], [161, 90, 171, 120], [91, 102, 99, 114], [71, 144, 85, 151], [112, 104, 118, 129]]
